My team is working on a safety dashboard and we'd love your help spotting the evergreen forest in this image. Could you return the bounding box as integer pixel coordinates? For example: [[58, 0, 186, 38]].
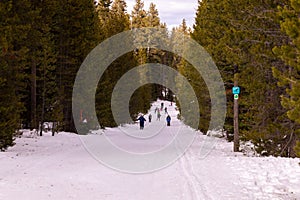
[[0, 0, 299, 157]]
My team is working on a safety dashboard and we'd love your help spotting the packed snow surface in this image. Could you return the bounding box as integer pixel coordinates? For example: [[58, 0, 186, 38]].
[[1, 100, 300, 200]]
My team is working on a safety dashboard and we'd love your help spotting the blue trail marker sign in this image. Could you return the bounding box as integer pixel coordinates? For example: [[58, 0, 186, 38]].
[[232, 86, 240, 95]]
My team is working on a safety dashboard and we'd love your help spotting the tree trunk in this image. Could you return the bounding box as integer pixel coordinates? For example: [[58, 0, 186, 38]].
[[31, 60, 37, 130], [39, 62, 46, 136]]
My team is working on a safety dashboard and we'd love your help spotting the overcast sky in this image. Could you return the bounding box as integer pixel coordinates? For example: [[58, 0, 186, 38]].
[[125, 0, 198, 29]]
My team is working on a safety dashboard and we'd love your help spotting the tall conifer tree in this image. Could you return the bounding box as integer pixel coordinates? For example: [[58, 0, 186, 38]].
[[52, 0, 100, 132], [0, 0, 22, 150], [273, 0, 300, 157]]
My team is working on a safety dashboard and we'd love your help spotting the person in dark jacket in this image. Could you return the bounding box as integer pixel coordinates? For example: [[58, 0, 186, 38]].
[[166, 115, 171, 126], [148, 114, 152, 123], [137, 115, 146, 130]]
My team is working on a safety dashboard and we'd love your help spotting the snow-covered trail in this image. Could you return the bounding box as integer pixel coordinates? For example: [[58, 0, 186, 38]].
[[0, 100, 300, 200]]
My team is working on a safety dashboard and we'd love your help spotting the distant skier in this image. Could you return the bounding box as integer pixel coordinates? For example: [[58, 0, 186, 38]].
[[161, 102, 164, 111], [137, 115, 146, 130], [148, 114, 152, 123], [164, 107, 168, 114], [157, 110, 161, 121], [166, 115, 171, 126]]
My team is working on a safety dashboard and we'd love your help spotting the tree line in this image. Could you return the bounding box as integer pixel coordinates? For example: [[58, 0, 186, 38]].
[[0, 0, 168, 150], [190, 0, 300, 157]]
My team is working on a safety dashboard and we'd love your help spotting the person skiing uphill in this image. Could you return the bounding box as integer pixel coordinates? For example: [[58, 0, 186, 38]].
[[157, 110, 161, 121], [137, 115, 146, 130], [166, 115, 171, 126]]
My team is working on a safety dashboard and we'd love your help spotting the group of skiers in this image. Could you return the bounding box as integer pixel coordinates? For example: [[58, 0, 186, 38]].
[[137, 103, 172, 130]]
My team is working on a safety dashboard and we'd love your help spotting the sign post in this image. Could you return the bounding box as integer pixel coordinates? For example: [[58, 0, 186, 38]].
[[233, 65, 240, 152]]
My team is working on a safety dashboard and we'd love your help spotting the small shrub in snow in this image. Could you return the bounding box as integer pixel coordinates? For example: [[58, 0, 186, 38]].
[[240, 141, 258, 157], [20, 129, 38, 138], [206, 130, 225, 138]]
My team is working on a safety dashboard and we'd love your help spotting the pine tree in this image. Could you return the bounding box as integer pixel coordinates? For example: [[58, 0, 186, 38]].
[[36, 12, 60, 136], [95, 0, 141, 127], [273, 0, 300, 157], [97, 0, 113, 39], [6, 0, 35, 130], [171, 20, 210, 132], [52, 0, 100, 132], [130, 0, 154, 115], [146, 3, 160, 27], [23, 0, 60, 135], [131, 0, 148, 64], [131, 0, 147, 29], [0, 0, 24, 150], [192, 0, 236, 135]]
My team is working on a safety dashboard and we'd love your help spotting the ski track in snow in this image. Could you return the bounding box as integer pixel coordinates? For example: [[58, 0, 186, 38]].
[[171, 127, 211, 200], [0, 100, 300, 200]]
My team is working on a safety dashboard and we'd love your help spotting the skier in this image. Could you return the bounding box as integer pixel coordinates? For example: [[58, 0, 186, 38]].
[[137, 115, 146, 130], [157, 110, 161, 121], [164, 107, 168, 114], [166, 115, 171, 126], [161, 102, 164, 111], [148, 114, 152, 123]]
